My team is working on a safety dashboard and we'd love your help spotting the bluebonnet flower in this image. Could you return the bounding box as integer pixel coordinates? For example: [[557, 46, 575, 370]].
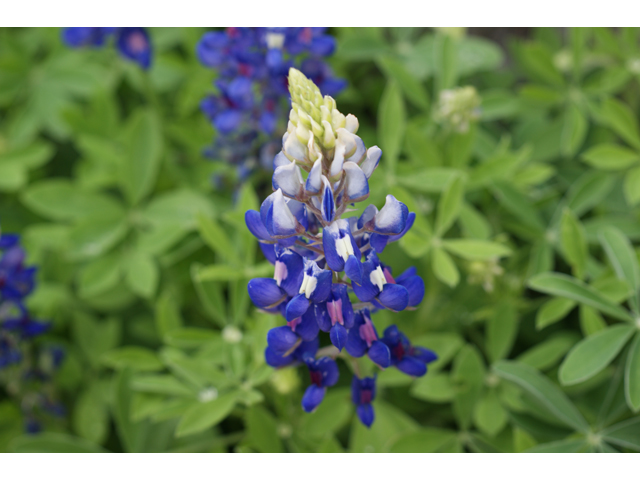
[[0, 229, 64, 433], [246, 69, 436, 425], [381, 325, 438, 377], [352, 376, 376, 428], [197, 28, 345, 180], [62, 27, 152, 69]]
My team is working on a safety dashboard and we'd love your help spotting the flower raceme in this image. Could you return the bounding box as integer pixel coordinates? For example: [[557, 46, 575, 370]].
[[245, 69, 437, 427]]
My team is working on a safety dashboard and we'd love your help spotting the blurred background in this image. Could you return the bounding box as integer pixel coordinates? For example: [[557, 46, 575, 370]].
[[1, 27, 640, 453]]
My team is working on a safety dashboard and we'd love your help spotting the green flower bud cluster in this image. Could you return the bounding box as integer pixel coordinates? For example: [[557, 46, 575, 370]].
[[287, 68, 358, 155], [435, 86, 481, 133]]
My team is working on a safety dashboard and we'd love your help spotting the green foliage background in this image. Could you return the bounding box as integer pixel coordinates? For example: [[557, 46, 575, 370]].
[[2, 27, 640, 453]]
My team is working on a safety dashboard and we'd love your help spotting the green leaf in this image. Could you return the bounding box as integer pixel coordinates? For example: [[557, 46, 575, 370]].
[[559, 324, 635, 385], [68, 216, 129, 260], [10, 433, 107, 453], [517, 333, 579, 371], [377, 56, 429, 109], [175, 392, 238, 437], [349, 400, 419, 453], [492, 181, 545, 232], [21, 179, 125, 221], [581, 143, 639, 170], [395, 168, 462, 193], [196, 264, 246, 282], [411, 373, 455, 403], [452, 345, 485, 430], [493, 361, 589, 432], [560, 209, 587, 279], [300, 388, 352, 437], [600, 97, 640, 150], [103, 347, 164, 372], [72, 382, 109, 445], [72, 314, 120, 368], [389, 428, 457, 453], [435, 34, 458, 91], [473, 390, 508, 437], [525, 439, 587, 453], [197, 213, 239, 265], [527, 272, 633, 322], [624, 333, 640, 412], [518, 43, 564, 87], [579, 305, 607, 336], [125, 250, 158, 299], [77, 252, 122, 299], [163, 328, 220, 349], [602, 417, 640, 451], [404, 124, 443, 167], [155, 291, 183, 338], [432, 247, 459, 287], [130, 374, 194, 397], [487, 302, 519, 362], [458, 203, 492, 240], [378, 80, 405, 174], [442, 239, 511, 260], [535, 298, 576, 330], [599, 226, 640, 313], [120, 108, 163, 205], [435, 174, 464, 236], [191, 263, 227, 327], [561, 104, 587, 157], [624, 166, 640, 206], [246, 406, 284, 453]]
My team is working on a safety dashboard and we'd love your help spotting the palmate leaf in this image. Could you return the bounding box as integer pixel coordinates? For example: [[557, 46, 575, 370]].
[[528, 272, 633, 322], [493, 361, 589, 433], [599, 226, 640, 313], [175, 392, 239, 438], [558, 324, 635, 386]]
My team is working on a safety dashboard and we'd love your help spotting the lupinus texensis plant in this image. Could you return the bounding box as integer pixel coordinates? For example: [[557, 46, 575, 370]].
[[245, 69, 437, 427], [0, 229, 64, 433], [197, 28, 345, 179], [62, 27, 152, 69]]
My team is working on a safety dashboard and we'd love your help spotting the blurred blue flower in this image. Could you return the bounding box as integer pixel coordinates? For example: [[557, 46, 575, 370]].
[[197, 28, 345, 178], [62, 27, 152, 69], [352, 375, 376, 427]]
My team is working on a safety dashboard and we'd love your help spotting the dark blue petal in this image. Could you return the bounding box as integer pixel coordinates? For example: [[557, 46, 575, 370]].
[[387, 212, 416, 242], [285, 294, 310, 322], [302, 385, 325, 412], [316, 357, 339, 387], [247, 278, 285, 308], [356, 404, 375, 428], [116, 27, 152, 69], [259, 243, 276, 264], [396, 357, 427, 377], [294, 308, 320, 342], [308, 269, 332, 304], [368, 341, 391, 368], [275, 246, 304, 298], [412, 347, 438, 364], [311, 302, 331, 332], [329, 323, 347, 351], [321, 178, 335, 223], [293, 337, 319, 363], [397, 273, 425, 307], [345, 255, 363, 286], [267, 326, 299, 355], [345, 326, 367, 358], [245, 210, 273, 242], [373, 195, 409, 235], [265, 346, 294, 368], [369, 233, 388, 253], [377, 283, 409, 312]]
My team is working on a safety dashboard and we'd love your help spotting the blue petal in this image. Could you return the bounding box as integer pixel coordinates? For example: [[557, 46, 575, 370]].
[[345, 255, 363, 286], [265, 346, 294, 368], [396, 357, 427, 377], [373, 195, 409, 235], [267, 326, 299, 355], [311, 302, 331, 332], [274, 246, 304, 298], [214, 110, 243, 134], [285, 294, 310, 322], [368, 341, 391, 368], [345, 326, 367, 357], [351, 257, 378, 302], [302, 385, 325, 412], [330, 323, 347, 351], [246, 210, 273, 242], [369, 233, 388, 253], [259, 243, 276, 264], [321, 177, 335, 223], [322, 223, 344, 272], [293, 337, 319, 363], [308, 269, 332, 304], [387, 212, 416, 242], [376, 284, 409, 312], [247, 278, 285, 308], [294, 308, 320, 342], [116, 27, 152, 69], [397, 274, 425, 307], [343, 163, 369, 200], [356, 404, 375, 428], [316, 357, 339, 387], [412, 347, 438, 364]]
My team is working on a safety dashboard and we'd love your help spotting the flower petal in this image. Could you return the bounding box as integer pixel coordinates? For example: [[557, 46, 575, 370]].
[[356, 404, 375, 428], [396, 357, 427, 377], [376, 283, 409, 312], [368, 341, 391, 369], [301, 385, 325, 412], [329, 323, 347, 351], [374, 195, 409, 235], [247, 278, 286, 308]]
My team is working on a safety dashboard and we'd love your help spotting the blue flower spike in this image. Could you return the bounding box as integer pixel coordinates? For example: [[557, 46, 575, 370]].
[[246, 69, 435, 426]]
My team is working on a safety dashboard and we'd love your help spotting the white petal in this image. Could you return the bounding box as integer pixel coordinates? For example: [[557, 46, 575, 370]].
[[345, 114, 359, 134], [273, 151, 290, 169], [271, 189, 298, 235], [273, 162, 303, 197], [284, 132, 307, 162], [361, 146, 382, 178], [343, 163, 369, 200], [306, 158, 323, 194]]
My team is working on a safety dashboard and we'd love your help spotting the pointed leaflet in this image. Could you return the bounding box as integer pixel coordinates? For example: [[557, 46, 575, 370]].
[[599, 226, 640, 314]]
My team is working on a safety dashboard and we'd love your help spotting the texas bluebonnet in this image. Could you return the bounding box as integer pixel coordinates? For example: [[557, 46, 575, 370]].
[[62, 27, 152, 69], [197, 28, 346, 181], [246, 69, 437, 427], [0, 230, 65, 433]]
